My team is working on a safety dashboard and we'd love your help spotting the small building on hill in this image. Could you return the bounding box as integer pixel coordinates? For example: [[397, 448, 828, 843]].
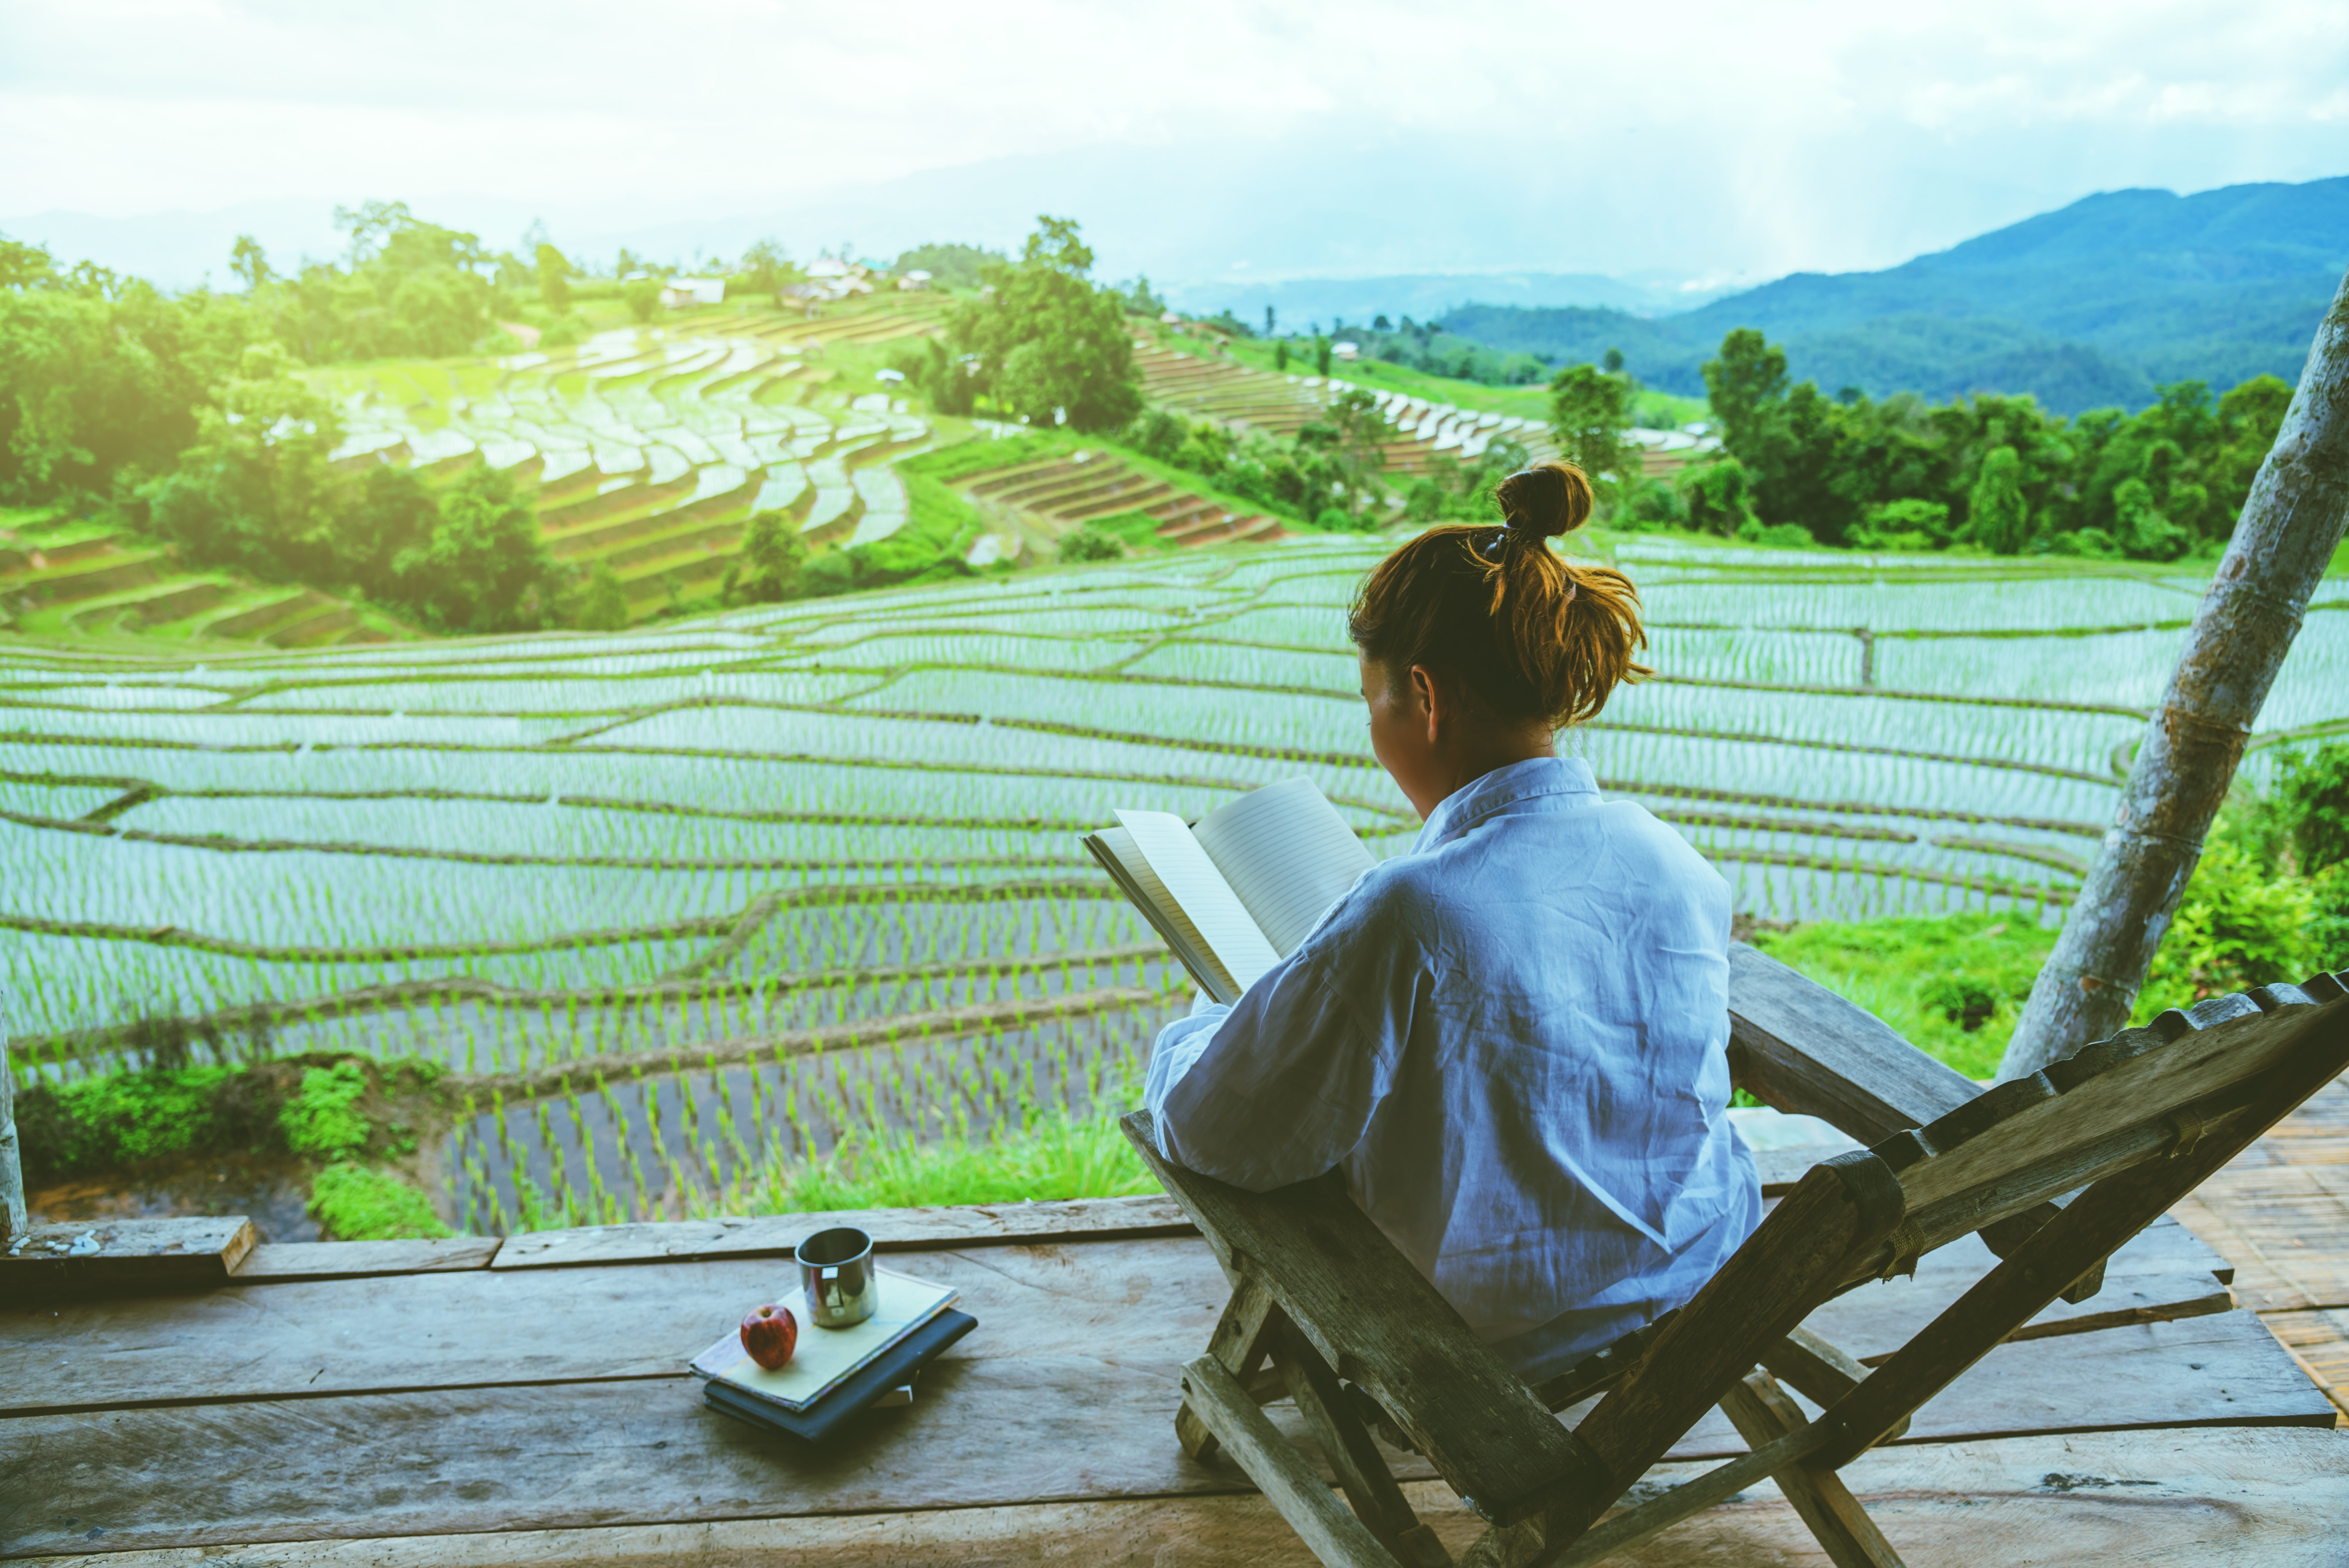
[[661, 277, 727, 308]]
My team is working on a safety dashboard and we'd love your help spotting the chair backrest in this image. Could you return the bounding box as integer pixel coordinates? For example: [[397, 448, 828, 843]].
[[1849, 971, 2349, 1284]]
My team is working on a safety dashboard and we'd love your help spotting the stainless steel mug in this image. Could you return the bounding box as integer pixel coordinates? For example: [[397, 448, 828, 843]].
[[796, 1225, 877, 1328]]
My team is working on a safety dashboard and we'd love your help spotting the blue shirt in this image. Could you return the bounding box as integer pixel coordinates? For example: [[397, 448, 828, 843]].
[[1144, 755, 1761, 1381]]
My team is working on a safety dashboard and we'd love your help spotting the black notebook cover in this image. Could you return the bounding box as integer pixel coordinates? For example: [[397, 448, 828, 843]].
[[703, 1309, 977, 1442]]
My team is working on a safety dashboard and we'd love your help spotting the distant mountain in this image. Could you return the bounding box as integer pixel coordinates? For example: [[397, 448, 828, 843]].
[[1441, 177, 2349, 413], [1155, 271, 1744, 332]]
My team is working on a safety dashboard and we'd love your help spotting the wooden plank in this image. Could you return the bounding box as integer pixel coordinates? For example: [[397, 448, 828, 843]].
[[0, 1222, 2256, 1421], [15, 1429, 2349, 1568], [1122, 1113, 1593, 1529], [2258, 1307, 2349, 1418], [233, 1238, 502, 1282], [1179, 1277, 1280, 1462], [1181, 1355, 1405, 1568], [0, 1217, 254, 1295], [2169, 1164, 2349, 1312], [0, 1236, 1230, 1417], [1895, 996, 2348, 1217], [1726, 943, 1981, 1142], [491, 1194, 1194, 1269], [0, 1313, 2329, 1559], [1274, 1324, 1453, 1568]]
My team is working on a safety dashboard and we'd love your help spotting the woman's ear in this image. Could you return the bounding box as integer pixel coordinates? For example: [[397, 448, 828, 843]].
[[1408, 664, 1445, 744]]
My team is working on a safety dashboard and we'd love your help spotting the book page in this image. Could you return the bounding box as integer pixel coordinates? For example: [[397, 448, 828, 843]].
[[1084, 827, 1240, 1003], [1191, 777, 1377, 956], [1115, 808, 1282, 993]]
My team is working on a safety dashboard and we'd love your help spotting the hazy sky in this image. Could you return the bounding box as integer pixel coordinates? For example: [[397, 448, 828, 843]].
[[4, 0, 2346, 286]]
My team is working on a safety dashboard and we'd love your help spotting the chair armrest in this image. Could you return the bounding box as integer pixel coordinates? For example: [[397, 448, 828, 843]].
[[1727, 941, 1979, 1142]]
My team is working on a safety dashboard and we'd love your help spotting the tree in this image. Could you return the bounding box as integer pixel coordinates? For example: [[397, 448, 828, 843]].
[[146, 342, 346, 579], [945, 216, 1142, 431], [535, 242, 572, 313], [737, 240, 798, 299], [622, 279, 661, 322], [1274, 341, 1290, 372], [1965, 445, 2030, 553], [1310, 387, 1389, 517], [1547, 363, 1637, 486], [577, 562, 629, 630], [723, 508, 808, 604], [1315, 336, 1333, 378], [1680, 460, 1759, 536], [229, 235, 271, 292], [1701, 328, 1789, 457], [339, 463, 440, 593], [390, 460, 553, 633], [2000, 265, 2349, 1077]]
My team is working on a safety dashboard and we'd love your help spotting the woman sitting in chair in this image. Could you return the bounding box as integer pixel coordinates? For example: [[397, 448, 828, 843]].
[[1145, 460, 1761, 1382]]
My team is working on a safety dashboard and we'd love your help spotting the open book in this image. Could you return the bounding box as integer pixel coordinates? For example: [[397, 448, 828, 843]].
[[1084, 776, 1378, 1005]]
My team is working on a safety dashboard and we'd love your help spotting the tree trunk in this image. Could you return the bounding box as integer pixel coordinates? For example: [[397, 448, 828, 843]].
[[1, 986, 24, 1248], [2000, 268, 2349, 1080]]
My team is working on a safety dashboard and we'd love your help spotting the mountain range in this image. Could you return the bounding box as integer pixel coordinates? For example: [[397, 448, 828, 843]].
[[1437, 177, 2349, 413]]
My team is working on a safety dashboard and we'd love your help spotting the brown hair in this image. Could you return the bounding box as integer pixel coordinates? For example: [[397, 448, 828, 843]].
[[1347, 460, 1651, 727]]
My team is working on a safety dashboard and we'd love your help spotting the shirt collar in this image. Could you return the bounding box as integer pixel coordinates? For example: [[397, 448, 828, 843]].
[[1415, 755, 1600, 853]]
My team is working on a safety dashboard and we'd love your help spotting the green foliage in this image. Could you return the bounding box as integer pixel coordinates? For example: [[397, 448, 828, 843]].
[[145, 342, 348, 580], [14, 1063, 260, 1183], [1057, 524, 1125, 562], [260, 202, 495, 362], [309, 1161, 453, 1241], [803, 473, 983, 597], [735, 239, 798, 297], [1331, 316, 1554, 387], [893, 242, 1000, 291], [732, 1104, 1155, 1213], [1678, 458, 1759, 536], [576, 562, 629, 630], [534, 242, 572, 312], [2137, 841, 2318, 1019], [0, 250, 265, 505], [900, 433, 1065, 483], [1122, 406, 1359, 524], [2276, 741, 2349, 875], [280, 1058, 372, 1159], [1694, 323, 2291, 556], [1547, 362, 1639, 485], [946, 217, 1141, 431], [622, 278, 661, 322], [1752, 911, 2059, 1080], [722, 508, 808, 604], [1966, 446, 2031, 553], [1403, 437, 1533, 524], [391, 460, 556, 633], [1297, 387, 1388, 517], [894, 337, 976, 417]]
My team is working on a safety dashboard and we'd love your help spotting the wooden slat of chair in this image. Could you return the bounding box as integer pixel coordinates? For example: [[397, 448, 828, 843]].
[[1123, 1112, 1601, 1529], [1134, 962, 2348, 1568]]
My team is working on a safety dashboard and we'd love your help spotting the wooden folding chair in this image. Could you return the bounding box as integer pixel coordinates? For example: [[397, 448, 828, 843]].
[[1124, 946, 2349, 1568]]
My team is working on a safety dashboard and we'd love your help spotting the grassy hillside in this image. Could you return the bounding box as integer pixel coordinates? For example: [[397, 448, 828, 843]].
[[1442, 176, 2349, 413]]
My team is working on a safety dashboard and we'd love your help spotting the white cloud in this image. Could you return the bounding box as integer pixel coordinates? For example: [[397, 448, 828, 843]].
[[2, 0, 2344, 280]]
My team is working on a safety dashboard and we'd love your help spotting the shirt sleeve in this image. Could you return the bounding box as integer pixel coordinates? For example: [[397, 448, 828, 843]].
[[1141, 871, 1426, 1190]]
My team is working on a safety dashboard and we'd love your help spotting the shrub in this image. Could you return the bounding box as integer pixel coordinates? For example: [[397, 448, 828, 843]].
[[280, 1058, 372, 1160], [2136, 841, 2317, 1017], [622, 279, 661, 322], [309, 1162, 453, 1241], [576, 562, 630, 630], [1057, 525, 1124, 562]]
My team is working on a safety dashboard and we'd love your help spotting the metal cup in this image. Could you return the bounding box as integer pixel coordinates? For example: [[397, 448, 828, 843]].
[[795, 1225, 877, 1329]]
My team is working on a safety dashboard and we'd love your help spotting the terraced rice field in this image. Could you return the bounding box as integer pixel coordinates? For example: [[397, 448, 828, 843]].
[[6, 536, 2345, 1233], [1134, 341, 1555, 474], [328, 298, 954, 620]]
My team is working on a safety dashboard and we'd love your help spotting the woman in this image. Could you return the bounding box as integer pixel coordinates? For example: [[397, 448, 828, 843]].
[[1144, 461, 1759, 1381]]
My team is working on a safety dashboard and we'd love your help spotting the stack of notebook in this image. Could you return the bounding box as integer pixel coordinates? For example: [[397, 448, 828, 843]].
[[687, 1263, 977, 1441]]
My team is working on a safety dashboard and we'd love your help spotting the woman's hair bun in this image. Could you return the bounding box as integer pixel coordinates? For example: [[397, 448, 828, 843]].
[[1495, 461, 1594, 540]]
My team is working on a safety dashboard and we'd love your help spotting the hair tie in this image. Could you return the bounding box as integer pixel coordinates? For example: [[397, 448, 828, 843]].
[[1481, 525, 1510, 560]]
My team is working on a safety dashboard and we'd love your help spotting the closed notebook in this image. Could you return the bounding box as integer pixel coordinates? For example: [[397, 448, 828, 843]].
[[688, 1264, 959, 1412], [703, 1309, 978, 1443]]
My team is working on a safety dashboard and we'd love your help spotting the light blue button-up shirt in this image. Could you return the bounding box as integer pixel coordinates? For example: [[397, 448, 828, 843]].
[[1144, 755, 1761, 1381]]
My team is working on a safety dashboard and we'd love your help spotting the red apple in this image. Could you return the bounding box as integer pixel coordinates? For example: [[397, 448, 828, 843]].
[[740, 1302, 797, 1370]]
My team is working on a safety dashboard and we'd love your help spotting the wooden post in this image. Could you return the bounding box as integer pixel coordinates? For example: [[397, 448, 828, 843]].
[[2000, 268, 2349, 1079], [1, 984, 25, 1249]]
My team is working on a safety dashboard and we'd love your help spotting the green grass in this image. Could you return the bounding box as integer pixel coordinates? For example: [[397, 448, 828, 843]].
[[309, 1161, 454, 1241], [708, 1103, 1157, 1215], [1751, 911, 2060, 1080]]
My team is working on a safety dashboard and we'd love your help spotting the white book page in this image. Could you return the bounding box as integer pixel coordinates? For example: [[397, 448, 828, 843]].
[[1115, 808, 1282, 992], [1191, 777, 1377, 956], [1087, 826, 1239, 1002]]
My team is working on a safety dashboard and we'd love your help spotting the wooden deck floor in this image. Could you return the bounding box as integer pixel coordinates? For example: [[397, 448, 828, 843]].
[[4, 1081, 2347, 1565]]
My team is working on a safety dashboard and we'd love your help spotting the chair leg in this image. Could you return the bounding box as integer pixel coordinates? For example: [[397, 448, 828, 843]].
[[1182, 1354, 1408, 1568], [1718, 1370, 1904, 1568], [1277, 1321, 1454, 1568], [1179, 1275, 1282, 1461]]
